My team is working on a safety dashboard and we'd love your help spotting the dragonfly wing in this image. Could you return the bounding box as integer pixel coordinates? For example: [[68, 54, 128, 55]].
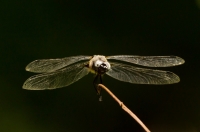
[[26, 56, 91, 73], [23, 62, 90, 90], [107, 55, 185, 67], [106, 62, 180, 84]]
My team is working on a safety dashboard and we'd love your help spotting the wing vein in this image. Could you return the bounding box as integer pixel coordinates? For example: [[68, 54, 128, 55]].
[[23, 61, 89, 90], [106, 62, 180, 84]]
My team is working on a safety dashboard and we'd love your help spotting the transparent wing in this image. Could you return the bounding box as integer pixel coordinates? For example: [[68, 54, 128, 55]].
[[25, 56, 91, 73], [23, 62, 90, 90], [106, 62, 180, 84], [107, 55, 185, 67]]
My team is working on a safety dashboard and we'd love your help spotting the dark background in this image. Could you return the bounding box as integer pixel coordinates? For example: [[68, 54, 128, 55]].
[[0, 0, 200, 132]]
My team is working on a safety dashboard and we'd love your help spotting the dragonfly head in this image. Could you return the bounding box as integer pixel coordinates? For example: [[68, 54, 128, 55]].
[[89, 55, 111, 74], [93, 60, 110, 74], [97, 63, 109, 74]]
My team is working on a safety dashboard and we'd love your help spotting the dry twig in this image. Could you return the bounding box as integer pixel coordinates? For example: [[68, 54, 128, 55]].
[[98, 84, 151, 132]]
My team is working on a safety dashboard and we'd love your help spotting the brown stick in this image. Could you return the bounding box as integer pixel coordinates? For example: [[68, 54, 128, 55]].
[[98, 84, 151, 132]]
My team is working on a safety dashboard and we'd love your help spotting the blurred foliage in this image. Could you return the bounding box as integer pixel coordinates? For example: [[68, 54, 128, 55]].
[[196, 0, 200, 9]]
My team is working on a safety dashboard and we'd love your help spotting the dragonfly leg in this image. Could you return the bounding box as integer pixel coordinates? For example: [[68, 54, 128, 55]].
[[93, 74, 103, 101], [93, 75, 99, 94], [100, 75, 103, 84], [98, 75, 103, 101]]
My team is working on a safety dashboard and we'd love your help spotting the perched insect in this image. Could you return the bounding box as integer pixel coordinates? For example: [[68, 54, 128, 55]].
[[23, 55, 184, 96]]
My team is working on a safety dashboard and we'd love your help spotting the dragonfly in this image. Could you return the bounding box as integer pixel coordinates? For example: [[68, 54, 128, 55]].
[[23, 55, 184, 98]]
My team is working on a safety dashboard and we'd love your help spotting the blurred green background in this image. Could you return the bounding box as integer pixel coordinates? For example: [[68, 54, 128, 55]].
[[0, 0, 200, 132]]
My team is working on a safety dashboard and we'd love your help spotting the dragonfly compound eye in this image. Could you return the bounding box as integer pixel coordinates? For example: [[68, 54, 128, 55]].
[[95, 60, 103, 67]]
